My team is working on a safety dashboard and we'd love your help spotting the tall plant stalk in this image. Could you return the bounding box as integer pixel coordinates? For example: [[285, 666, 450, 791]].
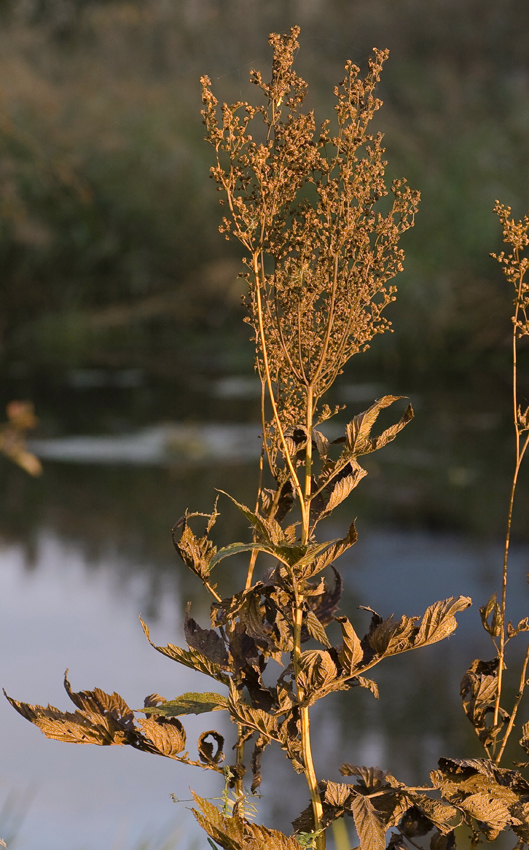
[[13, 28, 529, 850]]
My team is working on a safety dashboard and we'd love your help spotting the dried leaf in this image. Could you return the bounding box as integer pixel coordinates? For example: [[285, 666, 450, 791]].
[[313, 429, 330, 458], [351, 793, 386, 850], [510, 800, 529, 842], [369, 597, 471, 659], [297, 649, 337, 696], [458, 792, 510, 840], [323, 461, 367, 515], [141, 617, 230, 685], [480, 593, 501, 637], [5, 692, 120, 745], [460, 658, 504, 745], [340, 765, 397, 792], [414, 597, 472, 647], [507, 617, 529, 638], [407, 795, 458, 834], [185, 605, 229, 667], [192, 793, 300, 850], [306, 522, 357, 578], [336, 615, 364, 673], [198, 730, 225, 765], [355, 677, 380, 699], [172, 507, 219, 579], [346, 397, 413, 457], [216, 490, 284, 545], [304, 610, 331, 648], [227, 682, 279, 741], [325, 781, 352, 809], [139, 716, 186, 756]]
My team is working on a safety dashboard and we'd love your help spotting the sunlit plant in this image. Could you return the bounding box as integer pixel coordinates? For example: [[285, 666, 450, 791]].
[[7, 27, 529, 850]]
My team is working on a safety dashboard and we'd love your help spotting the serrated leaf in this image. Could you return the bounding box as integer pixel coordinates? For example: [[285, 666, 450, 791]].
[[325, 780, 352, 808], [140, 618, 230, 685], [208, 541, 289, 571], [305, 610, 331, 648], [323, 462, 367, 515], [336, 616, 364, 673], [414, 597, 472, 647], [141, 691, 228, 717], [346, 396, 413, 457], [313, 429, 330, 458], [184, 606, 229, 667], [216, 490, 284, 545], [139, 716, 186, 756], [5, 692, 119, 745], [458, 792, 510, 840], [356, 677, 380, 699], [227, 681, 279, 740], [351, 793, 386, 850], [408, 794, 458, 833]]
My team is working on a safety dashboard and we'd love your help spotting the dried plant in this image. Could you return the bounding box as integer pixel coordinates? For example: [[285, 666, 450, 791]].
[[0, 400, 41, 476], [7, 27, 529, 850]]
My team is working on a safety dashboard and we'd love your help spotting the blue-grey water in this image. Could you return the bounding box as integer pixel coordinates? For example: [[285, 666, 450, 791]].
[[2, 374, 529, 849]]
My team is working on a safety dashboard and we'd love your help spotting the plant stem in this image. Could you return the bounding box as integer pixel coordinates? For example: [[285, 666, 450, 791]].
[[291, 576, 325, 849], [496, 642, 529, 763], [493, 254, 529, 742]]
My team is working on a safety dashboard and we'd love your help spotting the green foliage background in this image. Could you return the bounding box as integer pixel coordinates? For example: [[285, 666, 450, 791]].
[[0, 0, 528, 378]]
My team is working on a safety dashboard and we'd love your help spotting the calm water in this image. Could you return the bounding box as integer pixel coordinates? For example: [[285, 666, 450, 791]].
[[2, 372, 529, 848]]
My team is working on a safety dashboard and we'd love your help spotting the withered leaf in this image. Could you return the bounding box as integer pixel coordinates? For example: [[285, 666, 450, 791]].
[[304, 610, 331, 648], [139, 716, 186, 757], [479, 593, 501, 637], [5, 692, 121, 746], [323, 461, 367, 516], [340, 764, 397, 792], [460, 658, 504, 745], [191, 792, 245, 850], [351, 793, 386, 850], [172, 507, 218, 579], [227, 682, 279, 741], [407, 795, 458, 834], [192, 793, 300, 850], [414, 597, 472, 648], [336, 615, 364, 673], [63, 672, 134, 726], [313, 429, 330, 458], [141, 617, 230, 685], [346, 396, 413, 457], [307, 522, 357, 578], [507, 617, 529, 638], [141, 691, 228, 717], [216, 490, 284, 545], [198, 730, 224, 765], [185, 605, 229, 667], [510, 800, 529, 843], [325, 781, 352, 809], [306, 566, 343, 627], [355, 677, 380, 699], [458, 792, 510, 840], [368, 597, 471, 659], [297, 649, 337, 696]]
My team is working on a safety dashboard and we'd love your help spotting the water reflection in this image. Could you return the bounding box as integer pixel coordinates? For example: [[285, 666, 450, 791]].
[[2, 377, 529, 847]]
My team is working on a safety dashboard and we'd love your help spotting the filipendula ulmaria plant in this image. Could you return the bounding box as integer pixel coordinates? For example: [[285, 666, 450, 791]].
[[12, 28, 529, 850]]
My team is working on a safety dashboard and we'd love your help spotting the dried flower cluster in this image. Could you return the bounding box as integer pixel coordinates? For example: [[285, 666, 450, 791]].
[[201, 27, 419, 481]]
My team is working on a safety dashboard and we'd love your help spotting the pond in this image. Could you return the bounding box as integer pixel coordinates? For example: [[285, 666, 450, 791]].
[[1, 370, 529, 849]]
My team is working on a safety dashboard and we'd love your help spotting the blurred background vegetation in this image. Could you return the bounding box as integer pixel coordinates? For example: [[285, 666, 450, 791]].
[[0, 0, 528, 387]]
